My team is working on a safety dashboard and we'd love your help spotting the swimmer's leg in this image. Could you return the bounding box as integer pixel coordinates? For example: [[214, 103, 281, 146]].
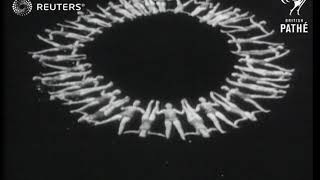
[[70, 101, 99, 113], [77, 113, 90, 123], [207, 113, 226, 134], [51, 86, 83, 95], [164, 120, 173, 139], [234, 117, 248, 126], [252, 110, 264, 117], [173, 120, 186, 141], [208, 127, 218, 133], [95, 114, 122, 126], [199, 128, 210, 138], [139, 129, 148, 138], [118, 117, 131, 135], [63, 97, 95, 106], [148, 132, 166, 138], [244, 98, 270, 112], [215, 111, 238, 128]]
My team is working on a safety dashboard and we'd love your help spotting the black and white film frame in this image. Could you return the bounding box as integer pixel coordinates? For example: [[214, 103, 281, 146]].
[[30, 0, 294, 140]]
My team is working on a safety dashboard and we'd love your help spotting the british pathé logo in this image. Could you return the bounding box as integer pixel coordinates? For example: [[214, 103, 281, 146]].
[[280, 19, 308, 33], [281, 0, 307, 16], [280, 0, 309, 33], [12, 0, 85, 16]]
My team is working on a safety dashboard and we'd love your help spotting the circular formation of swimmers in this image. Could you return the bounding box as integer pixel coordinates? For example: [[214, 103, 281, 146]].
[[30, 0, 294, 140]]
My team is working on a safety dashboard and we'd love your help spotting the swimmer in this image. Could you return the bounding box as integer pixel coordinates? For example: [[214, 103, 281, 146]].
[[156, 102, 186, 140]]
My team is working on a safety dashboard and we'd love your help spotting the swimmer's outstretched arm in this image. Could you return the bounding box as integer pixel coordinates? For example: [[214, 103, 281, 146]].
[[208, 9, 242, 27], [231, 45, 283, 57], [41, 62, 90, 72], [83, 16, 113, 28], [233, 72, 291, 83], [53, 82, 113, 101], [113, 96, 131, 108], [219, 11, 251, 25], [173, 0, 193, 13], [124, 130, 165, 138], [44, 28, 94, 42], [190, 5, 208, 17], [208, 99, 220, 107], [199, 2, 220, 22], [62, 97, 96, 105], [30, 41, 83, 55], [95, 114, 123, 126], [156, 109, 165, 115], [38, 54, 87, 63], [40, 70, 71, 77], [123, 130, 140, 134], [148, 131, 166, 138], [235, 30, 275, 42], [174, 108, 184, 115], [36, 35, 62, 47], [244, 60, 294, 73], [40, 61, 71, 70], [249, 17, 271, 34], [96, 5, 125, 23], [120, 0, 143, 16], [79, 11, 113, 28], [97, 96, 126, 112], [45, 80, 84, 89], [78, 82, 114, 95], [47, 76, 102, 89], [185, 128, 217, 137], [194, 0, 210, 5], [51, 80, 100, 95], [70, 97, 111, 113], [220, 19, 264, 33], [226, 32, 284, 51], [226, 77, 287, 95], [189, 0, 212, 16], [234, 65, 292, 78], [211, 6, 235, 17], [242, 56, 293, 72], [43, 70, 92, 82], [234, 74, 290, 89], [122, 105, 145, 114], [40, 65, 91, 76], [263, 49, 291, 62], [108, 2, 136, 19], [57, 21, 103, 34], [185, 131, 200, 136]]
